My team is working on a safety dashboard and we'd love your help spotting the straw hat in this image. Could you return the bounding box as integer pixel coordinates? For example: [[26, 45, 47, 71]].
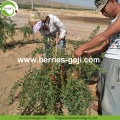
[[28, 10, 47, 27]]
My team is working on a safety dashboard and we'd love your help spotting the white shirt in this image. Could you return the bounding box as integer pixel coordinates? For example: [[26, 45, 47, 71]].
[[105, 14, 120, 60], [39, 14, 67, 39]]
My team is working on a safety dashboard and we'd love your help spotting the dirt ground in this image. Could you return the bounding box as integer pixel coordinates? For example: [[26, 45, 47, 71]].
[[0, 8, 109, 115]]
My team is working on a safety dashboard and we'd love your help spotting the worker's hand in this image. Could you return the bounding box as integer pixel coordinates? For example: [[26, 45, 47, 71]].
[[74, 48, 83, 58], [83, 50, 91, 58], [57, 38, 62, 44]]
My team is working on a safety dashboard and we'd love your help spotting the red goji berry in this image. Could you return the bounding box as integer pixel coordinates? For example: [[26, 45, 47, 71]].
[[53, 81, 56, 85], [61, 72, 64, 77], [60, 65, 64, 71], [52, 76, 55, 81]]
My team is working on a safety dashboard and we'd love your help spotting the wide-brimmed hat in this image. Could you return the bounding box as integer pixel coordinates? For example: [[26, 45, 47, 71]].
[[94, 0, 108, 13], [28, 10, 47, 27]]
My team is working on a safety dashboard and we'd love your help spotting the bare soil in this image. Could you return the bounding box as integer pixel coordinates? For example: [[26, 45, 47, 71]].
[[0, 8, 109, 115]]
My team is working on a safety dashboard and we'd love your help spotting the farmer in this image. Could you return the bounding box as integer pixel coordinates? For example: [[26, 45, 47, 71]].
[[28, 11, 67, 51], [74, 0, 120, 115]]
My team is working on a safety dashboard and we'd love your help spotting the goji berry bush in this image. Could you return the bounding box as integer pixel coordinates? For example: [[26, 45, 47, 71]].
[[1, 13, 103, 115], [0, 14, 16, 51], [8, 28, 102, 115], [0, 14, 33, 51]]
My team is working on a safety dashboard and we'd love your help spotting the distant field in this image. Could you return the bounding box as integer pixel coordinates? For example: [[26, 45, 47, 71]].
[[0, 0, 93, 10]]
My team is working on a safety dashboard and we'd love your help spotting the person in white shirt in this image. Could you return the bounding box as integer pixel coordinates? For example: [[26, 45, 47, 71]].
[[74, 0, 120, 115], [28, 12, 67, 50]]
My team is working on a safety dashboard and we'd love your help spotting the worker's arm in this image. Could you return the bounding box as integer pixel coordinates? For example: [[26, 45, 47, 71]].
[[74, 15, 120, 57], [83, 40, 109, 57]]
